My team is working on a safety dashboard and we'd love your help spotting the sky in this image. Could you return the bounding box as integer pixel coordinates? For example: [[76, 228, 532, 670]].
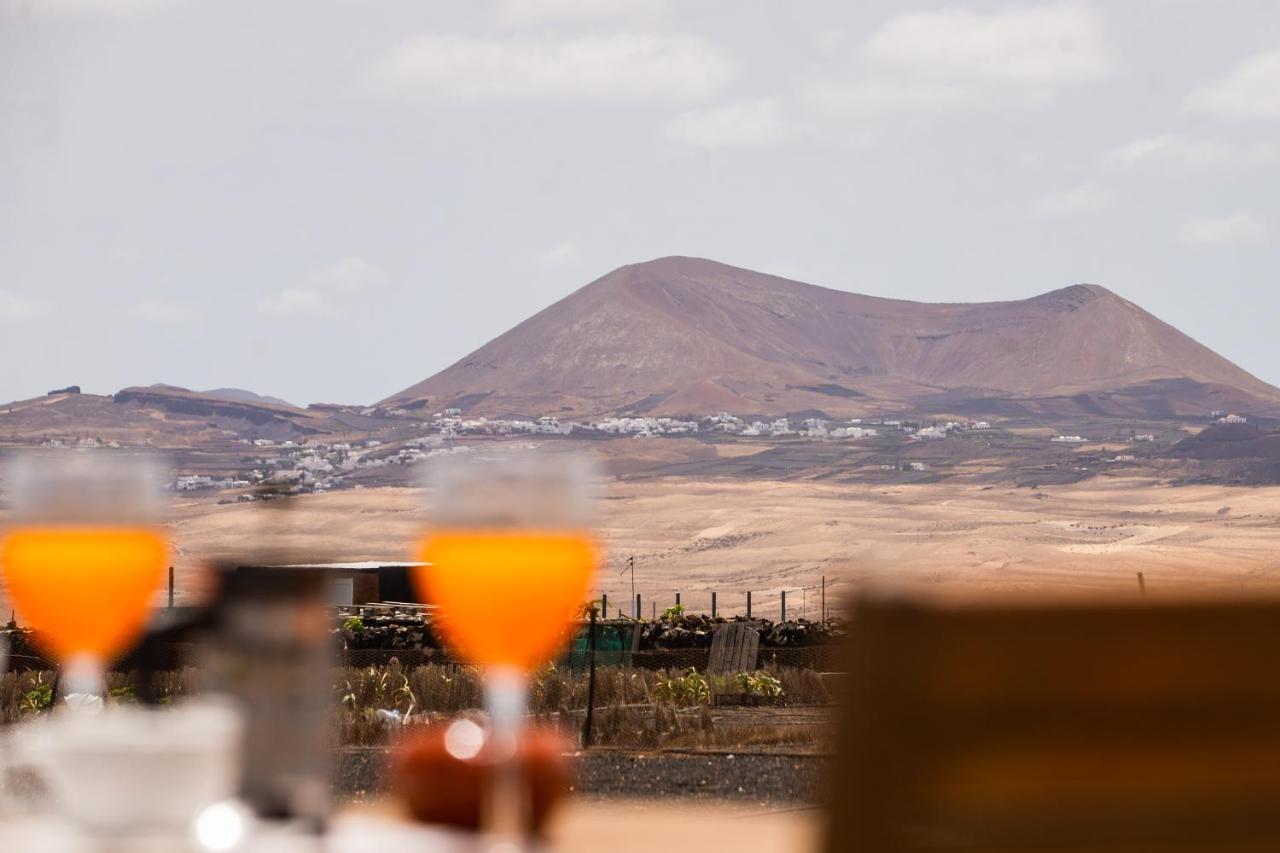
[[2, 0, 1279, 406]]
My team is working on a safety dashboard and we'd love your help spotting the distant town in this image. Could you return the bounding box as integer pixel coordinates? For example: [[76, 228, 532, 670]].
[[53, 405, 1240, 499]]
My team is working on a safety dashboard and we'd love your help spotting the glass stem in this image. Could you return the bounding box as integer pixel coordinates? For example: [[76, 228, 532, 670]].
[[60, 653, 106, 710], [484, 666, 529, 849]]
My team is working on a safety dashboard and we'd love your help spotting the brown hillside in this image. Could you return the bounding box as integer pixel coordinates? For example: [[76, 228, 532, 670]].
[[385, 257, 1280, 417]]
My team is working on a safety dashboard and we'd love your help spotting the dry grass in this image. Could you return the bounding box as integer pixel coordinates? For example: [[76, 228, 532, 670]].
[[2, 662, 831, 752]]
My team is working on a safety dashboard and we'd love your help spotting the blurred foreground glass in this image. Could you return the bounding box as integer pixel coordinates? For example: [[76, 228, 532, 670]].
[[1, 451, 168, 696], [413, 449, 600, 842]]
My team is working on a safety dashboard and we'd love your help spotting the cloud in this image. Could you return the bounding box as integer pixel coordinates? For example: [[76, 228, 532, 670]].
[[862, 5, 1109, 86], [130, 299, 192, 323], [494, 0, 665, 24], [308, 256, 390, 293], [1186, 51, 1280, 120], [803, 78, 970, 121], [366, 33, 733, 102], [256, 289, 334, 317], [256, 256, 388, 317], [664, 98, 788, 148], [804, 5, 1108, 122], [1, 0, 178, 16], [0, 291, 41, 321], [536, 242, 583, 269], [1107, 133, 1280, 169], [1031, 182, 1110, 218], [1177, 212, 1268, 249]]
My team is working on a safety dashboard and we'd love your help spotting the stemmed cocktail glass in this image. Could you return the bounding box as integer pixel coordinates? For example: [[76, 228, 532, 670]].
[[413, 448, 599, 847], [1, 451, 168, 701]]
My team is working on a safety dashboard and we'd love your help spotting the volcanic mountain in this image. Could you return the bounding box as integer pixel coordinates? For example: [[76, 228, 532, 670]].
[[384, 257, 1280, 418]]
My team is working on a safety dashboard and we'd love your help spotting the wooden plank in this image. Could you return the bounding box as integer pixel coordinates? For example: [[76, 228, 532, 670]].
[[739, 627, 759, 672], [708, 626, 729, 674]]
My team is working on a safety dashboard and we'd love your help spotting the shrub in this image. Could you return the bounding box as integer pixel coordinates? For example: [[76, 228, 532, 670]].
[[653, 668, 711, 706], [735, 670, 784, 700]]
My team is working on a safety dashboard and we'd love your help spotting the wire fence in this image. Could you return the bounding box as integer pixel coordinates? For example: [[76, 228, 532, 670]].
[[3, 644, 842, 676], [341, 645, 843, 672]]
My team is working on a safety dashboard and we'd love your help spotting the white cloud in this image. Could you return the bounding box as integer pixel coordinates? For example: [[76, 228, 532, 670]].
[[863, 5, 1108, 85], [1, 0, 178, 16], [536, 242, 583, 269], [664, 98, 788, 149], [366, 33, 733, 102], [1177, 212, 1268, 249], [130, 299, 192, 323], [1031, 182, 1110, 218], [308, 256, 389, 293], [1107, 133, 1280, 169], [0, 291, 41, 321], [1186, 51, 1280, 120], [494, 0, 665, 24], [256, 288, 334, 317], [256, 256, 389, 317], [803, 77, 970, 120], [804, 5, 1108, 122]]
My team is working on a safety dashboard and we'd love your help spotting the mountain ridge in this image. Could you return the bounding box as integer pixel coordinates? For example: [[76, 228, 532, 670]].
[[382, 255, 1279, 418]]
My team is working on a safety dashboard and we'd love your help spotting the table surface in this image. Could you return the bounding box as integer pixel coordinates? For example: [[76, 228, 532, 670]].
[[1, 799, 824, 852], [551, 799, 822, 852]]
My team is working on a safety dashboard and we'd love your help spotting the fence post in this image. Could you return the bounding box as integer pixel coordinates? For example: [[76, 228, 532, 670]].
[[583, 605, 597, 748], [781, 590, 787, 622], [821, 576, 826, 622], [651, 601, 656, 620], [711, 591, 717, 619], [635, 593, 641, 620], [602, 593, 608, 619], [675, 592, 681, 608], [747, 591, 752, 619], [168, 566, 175, 609]]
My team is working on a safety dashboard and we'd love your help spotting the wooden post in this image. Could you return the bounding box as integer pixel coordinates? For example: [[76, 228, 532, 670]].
[[1137, 572, 1146, 595], [675, 592, 681, 608], [747, 591, 752, 619], [821, 576, 826, 622], [711, 591, 718, 619], [601, 593, 608, 619], [781, 590, 787, 622], [583, 605, 597, 748], [635, 593, 641, 620], [651, 601, 656, 620], [168, 566, 175, 609]]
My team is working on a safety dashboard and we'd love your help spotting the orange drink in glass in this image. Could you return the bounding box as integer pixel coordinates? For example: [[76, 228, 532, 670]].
[[416, 528, 597, 671], [2, 526, 167, 663]]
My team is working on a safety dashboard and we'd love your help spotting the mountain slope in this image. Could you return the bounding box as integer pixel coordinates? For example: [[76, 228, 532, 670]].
[[385, 256, 1280, 417], [201, 387, 299, 409]]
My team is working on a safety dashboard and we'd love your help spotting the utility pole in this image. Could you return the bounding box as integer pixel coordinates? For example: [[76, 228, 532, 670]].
[[618, 556, 636, 617]]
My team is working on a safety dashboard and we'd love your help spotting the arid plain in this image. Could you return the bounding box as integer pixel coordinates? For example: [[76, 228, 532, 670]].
[[127, 474, 1280, 618]]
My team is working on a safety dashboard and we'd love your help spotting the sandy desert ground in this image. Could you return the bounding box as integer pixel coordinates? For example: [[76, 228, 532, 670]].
[[62, 474, 1272, 619]]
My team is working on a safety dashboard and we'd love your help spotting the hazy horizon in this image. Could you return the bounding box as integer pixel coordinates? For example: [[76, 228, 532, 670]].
[[4, 1, 1278, 405]]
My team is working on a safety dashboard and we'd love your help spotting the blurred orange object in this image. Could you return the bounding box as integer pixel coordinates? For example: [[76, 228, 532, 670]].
[[392, 721, 571, 837], [1, 526, 167, 662], [414, 529, 597, 670]]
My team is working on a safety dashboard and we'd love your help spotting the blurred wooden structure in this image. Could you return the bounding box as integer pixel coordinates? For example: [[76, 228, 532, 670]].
[[708, 622, 760, 675], [829, 597, 1280, 851]]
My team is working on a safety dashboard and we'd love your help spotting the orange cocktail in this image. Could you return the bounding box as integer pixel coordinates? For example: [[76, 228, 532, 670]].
[[2, 527, 168, 662], [415, 529, 597, 670]]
